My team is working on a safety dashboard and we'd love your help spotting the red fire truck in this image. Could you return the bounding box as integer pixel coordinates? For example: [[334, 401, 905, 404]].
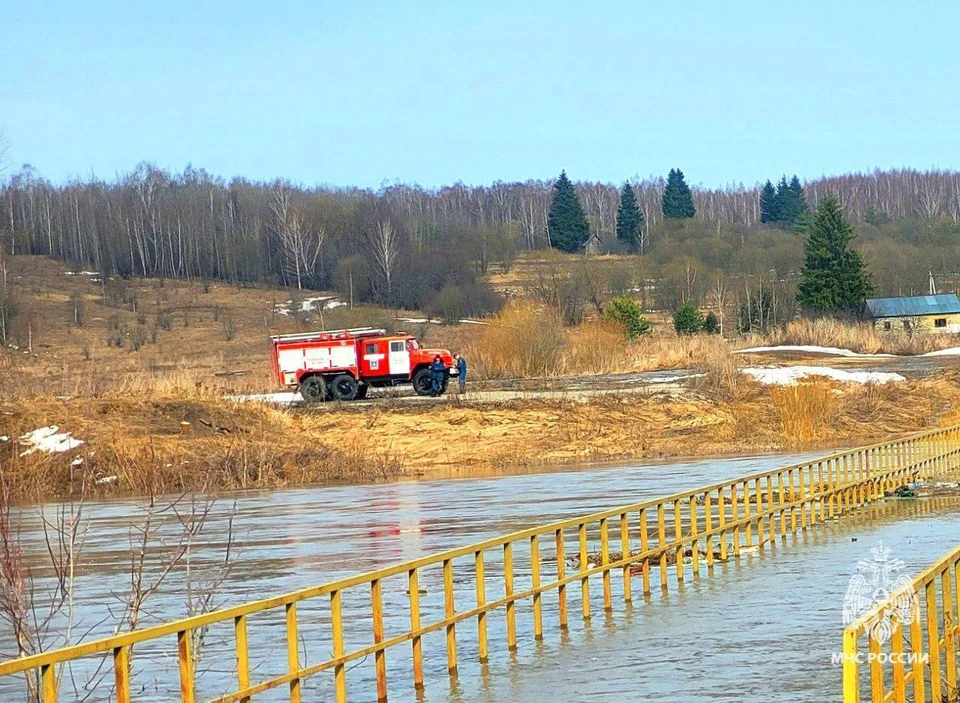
[[270, 327, 456, 401]]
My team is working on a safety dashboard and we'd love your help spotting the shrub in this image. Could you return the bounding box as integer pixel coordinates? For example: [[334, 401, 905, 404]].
[[704, 311, 720, 334], [604, 295, 650, 340], [673, 301, 704, 335], [466, 302, 564, 378], [222, 315, 236, 342], [130, 326, 148, 351]]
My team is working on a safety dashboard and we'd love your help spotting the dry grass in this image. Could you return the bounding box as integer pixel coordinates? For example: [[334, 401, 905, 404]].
[[756, 317, 960, 355], [467, 301, 733, 379], [4, 371, 958, 500], [769, 383, 839, 442]]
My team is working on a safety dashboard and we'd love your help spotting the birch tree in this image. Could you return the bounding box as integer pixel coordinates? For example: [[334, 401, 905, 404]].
[[370, 219, 400, 302]]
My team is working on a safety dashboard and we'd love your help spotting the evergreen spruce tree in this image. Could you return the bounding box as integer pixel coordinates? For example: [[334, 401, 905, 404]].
[[781, 175, 808, 228], [797, 195, 872, 315], [661, 169, 696, 219], [547, 171, 590, 253], [615, 183, 644, 247], [759, 180, 777, 223]]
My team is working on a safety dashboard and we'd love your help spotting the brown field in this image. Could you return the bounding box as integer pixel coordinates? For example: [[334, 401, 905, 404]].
[[4, 255, 960, 502]]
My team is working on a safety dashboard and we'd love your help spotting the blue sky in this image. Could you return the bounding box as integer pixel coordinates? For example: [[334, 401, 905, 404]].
[[2, 1, 959, 189]]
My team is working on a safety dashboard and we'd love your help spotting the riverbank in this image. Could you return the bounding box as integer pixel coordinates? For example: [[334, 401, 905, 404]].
[[3, 371, 960, 500]]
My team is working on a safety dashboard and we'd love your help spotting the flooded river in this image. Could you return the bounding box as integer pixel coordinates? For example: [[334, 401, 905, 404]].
[[2, 452, 959, 701]]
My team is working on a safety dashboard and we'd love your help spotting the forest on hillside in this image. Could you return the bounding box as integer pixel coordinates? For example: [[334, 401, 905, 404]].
[[3, 162, 960, 324]]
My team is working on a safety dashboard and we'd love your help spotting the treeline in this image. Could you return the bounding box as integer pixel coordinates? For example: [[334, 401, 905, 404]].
[[3, 163, 960, 318]]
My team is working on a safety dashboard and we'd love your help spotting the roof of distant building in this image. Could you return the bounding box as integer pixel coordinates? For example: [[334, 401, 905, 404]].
[[865, 293, 960, 318]]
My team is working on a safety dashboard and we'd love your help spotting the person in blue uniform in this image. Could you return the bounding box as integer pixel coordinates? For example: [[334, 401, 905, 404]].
[[430, 355, 446, 396], [454, 353, 467, 394]]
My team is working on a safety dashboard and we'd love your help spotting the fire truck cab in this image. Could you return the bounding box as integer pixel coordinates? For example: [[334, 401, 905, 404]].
[[270, 327, 456, 402]]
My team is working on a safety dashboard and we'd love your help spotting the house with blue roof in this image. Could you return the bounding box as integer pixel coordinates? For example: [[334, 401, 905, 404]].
[[865, 293, 960, 334]]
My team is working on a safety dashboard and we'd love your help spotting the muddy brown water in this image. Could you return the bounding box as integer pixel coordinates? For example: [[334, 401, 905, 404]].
[[1, 453, 958, 701]]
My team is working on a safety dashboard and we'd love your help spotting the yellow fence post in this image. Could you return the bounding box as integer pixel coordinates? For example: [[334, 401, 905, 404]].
[[579, 523, 591, 618], [178, 629, 195, 703], [372, 579, 388, 701], [639, 509, 650, 596], [331, 589, 347, 703], [672, 505, 683, 585], [766, 475, 775, 544], [531, 535, 543, 640], [475, 550, 488, 662], [743, 481, 753, 545], [40, 663, 56, 703], [409, 569, 424, 690], [717, 489, 727, 562], [704, 493, 714, 567], [842, 627, 859, 703], [285, 604, 300, 703], [620, 513, 633, 601], [927, 580, 942, 696], [688, 500, 700, 574], [114, 645, 131, 703], [891, 615, 906, 702], [600, 518, 613, 609], [504, 543, 517, 650], [731, 483, 741, 556], [234, 615, 250, 703], [443, 559, 458, 674], [555, 529, 568, 629], [942, 568, 957, 692]]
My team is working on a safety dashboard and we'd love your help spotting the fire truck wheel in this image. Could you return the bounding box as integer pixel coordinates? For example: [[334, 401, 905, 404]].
[[412, 368, 433, 396], [355, 383, 369, 400], [299, 375, 326, 403], [330, 374, 359, 401]]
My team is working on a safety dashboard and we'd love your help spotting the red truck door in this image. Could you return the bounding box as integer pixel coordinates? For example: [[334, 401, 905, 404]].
[[360, 339, 387, 377]]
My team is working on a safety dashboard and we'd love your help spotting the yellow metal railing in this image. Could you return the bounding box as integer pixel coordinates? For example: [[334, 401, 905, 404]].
[[843, 541, 960, 702], [3, 425, 960, 702]]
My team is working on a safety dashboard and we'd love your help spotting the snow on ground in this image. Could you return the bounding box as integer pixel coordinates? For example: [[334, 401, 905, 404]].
[[18, 426, 85, 456], [742, 366, 905, 386], [923, 347, 960, 357], [274, 296, 343, 316], [63, 271, 100, 276], [396, 317, 488, 325], [734, 345, 893, 358], [231, 392, 302, 405]]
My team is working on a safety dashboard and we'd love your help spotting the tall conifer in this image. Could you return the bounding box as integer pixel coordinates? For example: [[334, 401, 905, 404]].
[[547, 171, 590, 252], [662, 169, 695, 219]]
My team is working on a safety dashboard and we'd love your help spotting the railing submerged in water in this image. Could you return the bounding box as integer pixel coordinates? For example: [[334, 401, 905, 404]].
[[2, 426, 960, 702], [843, 541, 960, 702]]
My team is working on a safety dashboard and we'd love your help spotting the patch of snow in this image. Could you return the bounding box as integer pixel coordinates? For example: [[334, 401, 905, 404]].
[[95, 475, 118, 485], [923, 347, 960, 357], [71, 456, 84, 467], [458, 319, 488, 325], [742, 366, 905, 386], [735, 345, 893, 358], [274, 296, 343, 316], [63, 271, 100, 276], [397, 317, 443, 325], [648, 373, 702, 384], [0, 436, 8, 442], [18, 426, 84, 456], [231, 392, 302, 406]]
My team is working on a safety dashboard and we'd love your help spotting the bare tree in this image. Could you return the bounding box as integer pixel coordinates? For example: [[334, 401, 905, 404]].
[[270, 186, 324, 290], [370, 219, 400, 302], [0, 463, 87, 702]]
